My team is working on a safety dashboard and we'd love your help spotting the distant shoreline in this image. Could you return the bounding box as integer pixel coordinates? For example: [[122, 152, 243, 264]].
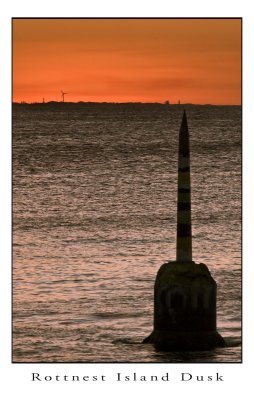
[[12, 101, 241, 107]]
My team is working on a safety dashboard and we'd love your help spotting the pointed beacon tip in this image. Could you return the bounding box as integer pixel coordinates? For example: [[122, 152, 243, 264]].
[[181, 109, 188, 128]]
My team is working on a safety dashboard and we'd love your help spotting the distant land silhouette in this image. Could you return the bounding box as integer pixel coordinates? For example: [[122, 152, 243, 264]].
[[12, 101, 239, 107]]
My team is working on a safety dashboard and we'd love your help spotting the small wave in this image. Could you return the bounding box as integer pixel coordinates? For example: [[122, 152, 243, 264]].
[[93, 311, 145, 320], [223, 338, 242, 348], [112, 338, 141, 345]]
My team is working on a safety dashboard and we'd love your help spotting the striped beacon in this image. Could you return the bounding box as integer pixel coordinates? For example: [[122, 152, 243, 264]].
[[143, 110, 225, 350]]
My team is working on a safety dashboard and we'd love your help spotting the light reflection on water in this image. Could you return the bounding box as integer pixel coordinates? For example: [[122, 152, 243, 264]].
[[13, 104, 241, 362]]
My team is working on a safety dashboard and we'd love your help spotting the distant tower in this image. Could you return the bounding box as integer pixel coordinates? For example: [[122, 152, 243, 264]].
[[43, 98, 45, 104], [61, 90, 67, 102], [178, 99, 181, 105], [144, 110, 225, 350]]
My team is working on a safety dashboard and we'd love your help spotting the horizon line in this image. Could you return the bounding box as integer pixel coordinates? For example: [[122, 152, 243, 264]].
[[12, 101, 241, 106]]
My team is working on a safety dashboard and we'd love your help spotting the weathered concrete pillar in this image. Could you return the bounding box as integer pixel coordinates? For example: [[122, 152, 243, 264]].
[[144, 111, 225, 350]]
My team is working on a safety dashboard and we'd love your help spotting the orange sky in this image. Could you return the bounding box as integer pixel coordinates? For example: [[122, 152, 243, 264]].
[[13, 18, 241, 104]]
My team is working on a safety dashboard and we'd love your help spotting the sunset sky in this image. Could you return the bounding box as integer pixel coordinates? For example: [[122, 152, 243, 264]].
[[13, 18, 241, 104]]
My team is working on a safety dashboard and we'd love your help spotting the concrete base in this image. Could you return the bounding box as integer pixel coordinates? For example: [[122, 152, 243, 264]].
[[143, 329, 225, 351], [144, 261, 226, 351]]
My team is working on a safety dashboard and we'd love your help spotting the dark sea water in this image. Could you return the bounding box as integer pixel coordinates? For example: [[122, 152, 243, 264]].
[[12, 103, 241, 363]]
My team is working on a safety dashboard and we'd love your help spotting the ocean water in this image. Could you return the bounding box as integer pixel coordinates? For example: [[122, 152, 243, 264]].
[[13, 103, 241, 363]]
